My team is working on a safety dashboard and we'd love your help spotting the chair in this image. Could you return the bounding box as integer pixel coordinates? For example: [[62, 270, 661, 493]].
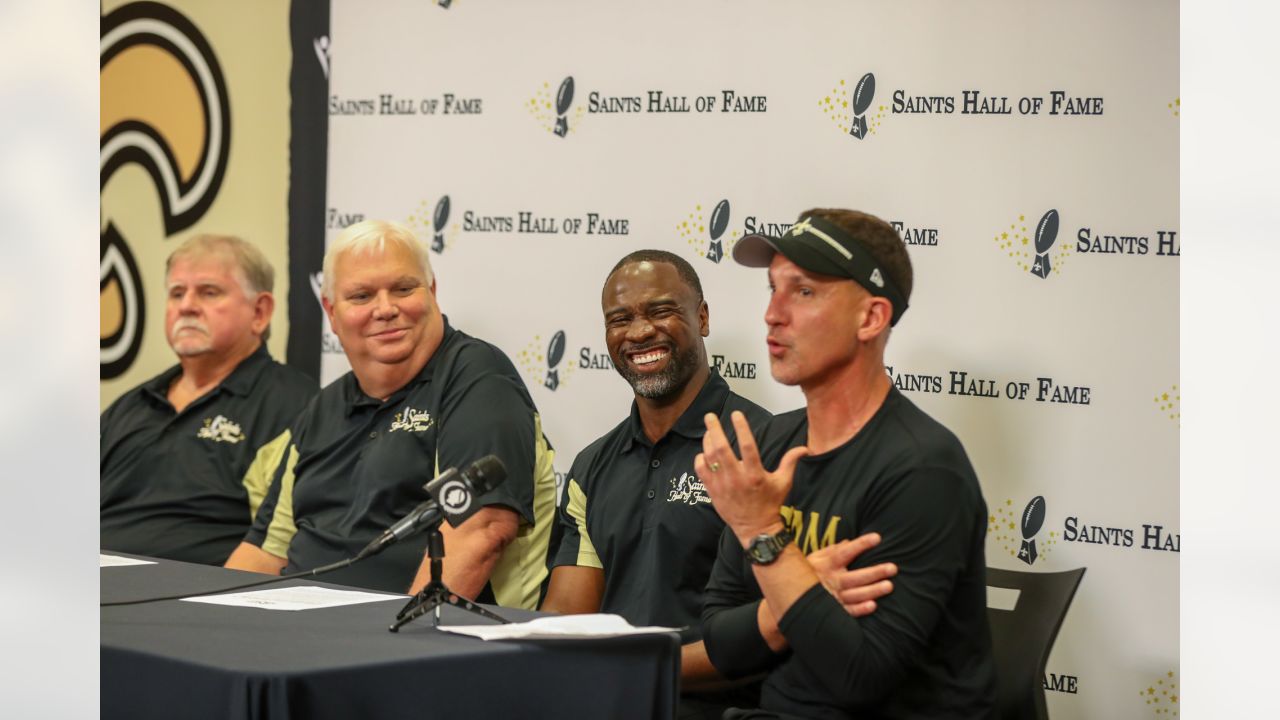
[[986, 566, 1086, 720]]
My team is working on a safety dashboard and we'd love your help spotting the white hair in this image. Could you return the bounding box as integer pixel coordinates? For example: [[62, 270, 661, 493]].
[[321, 220, 435, 302]]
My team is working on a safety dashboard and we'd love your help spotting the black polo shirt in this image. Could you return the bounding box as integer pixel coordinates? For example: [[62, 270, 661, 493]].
[[245, 321, 558, 608], [702, 388, 997, 719], [100, 344, 317, 565], [553, 370, 770, 641]]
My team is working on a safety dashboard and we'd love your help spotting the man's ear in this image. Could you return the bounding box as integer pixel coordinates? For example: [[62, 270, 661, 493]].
[[321, 295, 337, 333], [698, 300, 710, 338], [252, 292, 275, 336], [857, 296, 893, 342]]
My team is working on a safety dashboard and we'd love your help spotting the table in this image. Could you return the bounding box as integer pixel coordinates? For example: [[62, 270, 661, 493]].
[[101, 555, 679, 720]]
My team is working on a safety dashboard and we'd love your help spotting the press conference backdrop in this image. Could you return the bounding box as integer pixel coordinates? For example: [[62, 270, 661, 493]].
[[311, 2, 1179, 716], [95, 0, 1181, 715]]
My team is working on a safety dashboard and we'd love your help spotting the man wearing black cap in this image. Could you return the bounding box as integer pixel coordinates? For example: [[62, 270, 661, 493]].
[[696, 209, 997, 718], [543, 249, 899, 719]]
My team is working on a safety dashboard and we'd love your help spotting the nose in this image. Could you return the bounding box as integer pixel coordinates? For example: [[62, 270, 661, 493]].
[[624, 316, 656, 343], [176, 289, 200, 314], [371, 290, 399, 320], [764, 292, 786, 328]]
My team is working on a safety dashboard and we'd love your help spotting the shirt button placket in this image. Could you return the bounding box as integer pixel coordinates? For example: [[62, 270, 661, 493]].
[[647, 456, 660, 501]]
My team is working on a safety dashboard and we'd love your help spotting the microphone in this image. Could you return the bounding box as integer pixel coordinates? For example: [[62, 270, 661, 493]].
[[356, 455, 508, 560]]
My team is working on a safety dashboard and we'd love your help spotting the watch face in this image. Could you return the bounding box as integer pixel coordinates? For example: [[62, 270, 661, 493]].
[[748, 532, 785, 564]]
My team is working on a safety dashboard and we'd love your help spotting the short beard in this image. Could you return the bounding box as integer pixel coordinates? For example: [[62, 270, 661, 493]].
[[616, 343, 702, 400]]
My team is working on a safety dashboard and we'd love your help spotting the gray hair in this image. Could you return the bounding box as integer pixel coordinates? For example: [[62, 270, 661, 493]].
[[166, 234, 275, 296], [322, 220, 435, 302]]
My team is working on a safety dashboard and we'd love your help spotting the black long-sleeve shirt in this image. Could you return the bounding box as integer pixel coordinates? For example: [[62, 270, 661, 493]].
[[702, 389, 997, 719]]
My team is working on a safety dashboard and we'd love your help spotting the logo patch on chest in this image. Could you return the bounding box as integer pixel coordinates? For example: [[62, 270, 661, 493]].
[[389, 405, 434, 433], [197, 415, 245, 444], [667, 471, 711, 506]]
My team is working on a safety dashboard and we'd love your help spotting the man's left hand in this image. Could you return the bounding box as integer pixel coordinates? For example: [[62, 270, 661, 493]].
[[807, 533, 898, 617]]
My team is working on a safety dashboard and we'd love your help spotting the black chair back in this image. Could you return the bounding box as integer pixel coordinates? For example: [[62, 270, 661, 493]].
[[986, 566, 1085, 720]]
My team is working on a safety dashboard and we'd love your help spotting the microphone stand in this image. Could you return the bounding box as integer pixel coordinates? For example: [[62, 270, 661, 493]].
[[389, 521, 509, 632]]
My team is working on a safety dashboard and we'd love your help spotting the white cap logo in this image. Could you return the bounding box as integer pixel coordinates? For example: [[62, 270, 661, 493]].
[[869, 268, 885, 288]]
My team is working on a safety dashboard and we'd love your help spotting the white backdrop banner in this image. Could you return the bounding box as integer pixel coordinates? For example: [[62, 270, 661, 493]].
[[320, 1, 1179, 716]]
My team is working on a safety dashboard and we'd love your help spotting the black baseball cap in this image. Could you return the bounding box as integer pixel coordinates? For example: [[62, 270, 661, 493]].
[[733, 213, 909, 325]]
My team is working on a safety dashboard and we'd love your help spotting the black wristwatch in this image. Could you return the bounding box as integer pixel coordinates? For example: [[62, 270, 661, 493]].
[[744, 525, 795, 565]]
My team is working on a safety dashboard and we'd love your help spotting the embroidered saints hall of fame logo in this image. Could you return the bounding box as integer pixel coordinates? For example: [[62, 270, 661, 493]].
[[197, 415, 246, 444], [389, 405, 434, 433], [667, 471, 711, 506], [989, 496, 1059, 565], [819, 72, 885, 140], [518, 330, 575, 391], [528, 75, 585, 138], [405, 194, 460, 253], [676, 199, 738, 264], [992, 209, 1072, 279]]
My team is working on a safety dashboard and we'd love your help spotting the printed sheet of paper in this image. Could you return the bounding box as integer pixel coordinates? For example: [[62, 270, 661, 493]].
[[180, 585, 405, 611], [438, 613, 679, 641], [100, 554, 156, 567]]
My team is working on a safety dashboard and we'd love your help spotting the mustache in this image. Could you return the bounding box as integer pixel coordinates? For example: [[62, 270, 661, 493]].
[[171, 318, 209, 335], [622, 342, 670, 355]]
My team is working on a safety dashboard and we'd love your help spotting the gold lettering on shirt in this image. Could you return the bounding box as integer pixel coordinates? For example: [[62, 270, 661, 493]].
[[781, 505, 842, 554], [389, 406, 434, 433]]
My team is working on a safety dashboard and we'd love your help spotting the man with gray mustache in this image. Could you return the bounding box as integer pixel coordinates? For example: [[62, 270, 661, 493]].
[[100, 234, 316, 565]]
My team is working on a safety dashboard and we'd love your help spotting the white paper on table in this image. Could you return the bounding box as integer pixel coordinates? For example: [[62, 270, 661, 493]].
[[180, 585, 406, 611], [437, 613, 680, 641], [100, 554, 156, 567]]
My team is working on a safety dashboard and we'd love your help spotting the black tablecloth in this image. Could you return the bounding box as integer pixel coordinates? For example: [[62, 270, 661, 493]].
[[101, 555, 679, 720]]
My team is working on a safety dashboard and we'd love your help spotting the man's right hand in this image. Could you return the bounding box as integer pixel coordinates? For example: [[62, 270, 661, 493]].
[[806, 532, 897, 617]]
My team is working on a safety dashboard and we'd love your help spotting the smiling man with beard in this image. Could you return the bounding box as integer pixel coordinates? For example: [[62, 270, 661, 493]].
[[542, 250, 897, 719], [100, 234, 316, 565]]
